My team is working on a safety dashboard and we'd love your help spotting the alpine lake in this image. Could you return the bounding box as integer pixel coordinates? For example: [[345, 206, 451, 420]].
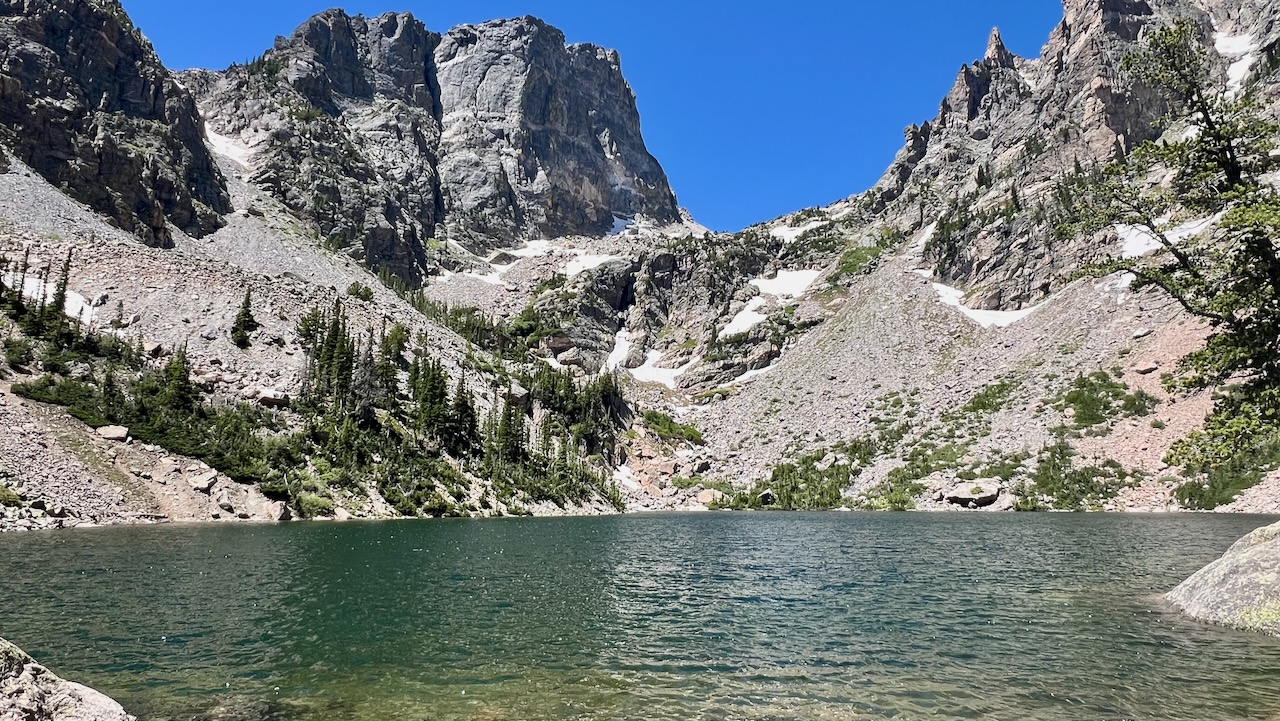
[[3, 512, 1280, 720]]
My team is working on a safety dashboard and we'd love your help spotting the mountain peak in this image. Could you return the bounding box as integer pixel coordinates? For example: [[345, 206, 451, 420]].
[[984, 27, 1017, 67]]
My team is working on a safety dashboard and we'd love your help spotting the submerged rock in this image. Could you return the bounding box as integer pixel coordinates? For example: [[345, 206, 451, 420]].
[[1167, 520, 1280, 636], [0, 636, 135, 721]]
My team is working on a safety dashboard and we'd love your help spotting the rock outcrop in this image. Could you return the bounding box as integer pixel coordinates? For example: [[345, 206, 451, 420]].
[[185, 10, 679, 284], [0, 637, 134, 721], [0, 0, 230, 247], [1167, 520, 1280, 635]]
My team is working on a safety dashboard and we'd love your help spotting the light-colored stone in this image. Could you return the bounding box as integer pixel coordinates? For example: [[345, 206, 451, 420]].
[[190, 471, 218, 494], [95, 426, 129, 442], [1168, 521, 1280, 636]]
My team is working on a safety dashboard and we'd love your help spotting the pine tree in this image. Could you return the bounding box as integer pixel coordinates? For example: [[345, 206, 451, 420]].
[[445, 377, 479, 457], [160, 345, 199, 413], [1058, 19, 1280, 508], [231, 289, 259, 348]]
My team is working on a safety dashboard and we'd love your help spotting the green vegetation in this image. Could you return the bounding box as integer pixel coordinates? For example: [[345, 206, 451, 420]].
[[0, 253, 630, 518], [1050, 370, 1157, 433], [1053, 20, 1280, 508], [641, 410, 703, 444], [829, 227, 902, 283], [1027, 437, 1134, 511], [346, 282, 375, 302], [0, 485, 20, 508], [231, 290, 259, 348], [735, 439, 877, 511]]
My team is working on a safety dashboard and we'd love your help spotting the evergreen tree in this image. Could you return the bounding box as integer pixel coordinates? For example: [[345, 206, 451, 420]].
[[445, 377, 479, 457], [1058, 19, 1280, 508], [231, 289, 259, 348], [160, 345, 199, 413]]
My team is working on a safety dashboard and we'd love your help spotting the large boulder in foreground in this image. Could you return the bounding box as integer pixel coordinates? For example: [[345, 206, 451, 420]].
[[1167, 521, 1280, 636], [1, 636, 134, 720]]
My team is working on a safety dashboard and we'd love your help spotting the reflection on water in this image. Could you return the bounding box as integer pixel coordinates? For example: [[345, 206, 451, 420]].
[[3, 513, 1280, 720]]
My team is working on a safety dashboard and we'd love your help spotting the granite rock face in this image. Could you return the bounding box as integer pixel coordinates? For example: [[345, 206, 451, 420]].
[[0, 0, 230, 247], [0, 636, 135, 721], [861, 0, 1276, 311], [1167, 521, 1280, 635], [186, 10, 679, 284]]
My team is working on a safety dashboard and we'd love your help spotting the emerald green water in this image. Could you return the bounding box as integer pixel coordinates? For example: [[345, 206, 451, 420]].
[[3, 513, 1280, 720]]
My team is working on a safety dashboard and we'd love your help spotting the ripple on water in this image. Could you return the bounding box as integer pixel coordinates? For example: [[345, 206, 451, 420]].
[[2, 514, 1280, 720]]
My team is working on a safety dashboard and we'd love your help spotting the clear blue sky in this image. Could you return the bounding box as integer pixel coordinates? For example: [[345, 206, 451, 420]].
[[120, 0, 1064, 231]]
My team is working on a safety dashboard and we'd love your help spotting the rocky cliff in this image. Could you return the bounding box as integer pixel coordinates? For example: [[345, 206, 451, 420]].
[[0, 637, 133, 721], [0, 0, 230, 247], [184, 10, 679, 285]]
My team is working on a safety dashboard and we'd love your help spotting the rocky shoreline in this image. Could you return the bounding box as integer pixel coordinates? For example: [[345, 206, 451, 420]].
[[0, 637, 133, 721]]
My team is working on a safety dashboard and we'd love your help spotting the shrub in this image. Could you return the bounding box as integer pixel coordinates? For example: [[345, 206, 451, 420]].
[[3, 339, 33, 368], [297, 493, 335, 519], [346, 282, 375, 302], [642, 410, 703, 444], [0, 485, 21, 508]]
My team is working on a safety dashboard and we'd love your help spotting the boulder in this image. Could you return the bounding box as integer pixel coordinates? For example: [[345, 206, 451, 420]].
[[1134, 362, 1160, 375], [214, 488, 234, 513], [96, 426, 129, 442], [190, 471, 219, 494], [254, 388, 291, 409], [266, 501, 293, 523], [1167, 520, 1280, 636], [0, 636, 135, 721], [944, 480, 1002, 508], [334, 508, 352, 522], [506, 382, 530, 405], [696, 489, 726, 506]]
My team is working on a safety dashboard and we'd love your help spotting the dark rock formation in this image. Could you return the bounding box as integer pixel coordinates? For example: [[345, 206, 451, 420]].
[[0, 0, 230, 247]]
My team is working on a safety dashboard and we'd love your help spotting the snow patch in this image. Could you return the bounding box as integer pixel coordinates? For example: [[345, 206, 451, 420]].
[[751, 270, 822, 299], [505, 239, 555, 258], [1116, 213, 1224, 259], [732, 365, 774, 384], [604, 330, 633, 371], [2, 271, 98, 326], [629, 351, 699, 389], [931, 283, 1039, 329], [1214, 32, 1257, 97], [770, 220, 828, 244], [609, 216, 632, 236], [464, 262, 514, 285], [205, 128, 256, 169], [722, 297, 768, 336], [563, 254, 622, 277]]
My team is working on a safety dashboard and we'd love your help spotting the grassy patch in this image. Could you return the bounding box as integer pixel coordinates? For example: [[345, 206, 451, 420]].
[[1051, 370, 1158, 432], [642, 410, 703, 444]]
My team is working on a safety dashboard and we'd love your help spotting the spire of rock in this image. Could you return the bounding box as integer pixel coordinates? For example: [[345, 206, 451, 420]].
[[984, 27, 1017, 68]]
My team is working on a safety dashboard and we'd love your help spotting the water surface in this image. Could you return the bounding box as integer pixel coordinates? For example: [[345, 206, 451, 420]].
[[3, 513, 1280, 720]]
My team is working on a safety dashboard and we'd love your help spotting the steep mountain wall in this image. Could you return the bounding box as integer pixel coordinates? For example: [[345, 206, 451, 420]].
[[186, 10, 679, 284], [0, 0, 230, 247]]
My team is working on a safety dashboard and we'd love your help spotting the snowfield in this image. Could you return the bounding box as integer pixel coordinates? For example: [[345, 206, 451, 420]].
[[770, 220, 828, 244], [930, 283, 1040, 329], [751, 270, 822, 298], [722, 297, 768, 336], [205, 129, 256, 169], [629, 351, 699, 389], [1214, 32, 1257, 97]]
